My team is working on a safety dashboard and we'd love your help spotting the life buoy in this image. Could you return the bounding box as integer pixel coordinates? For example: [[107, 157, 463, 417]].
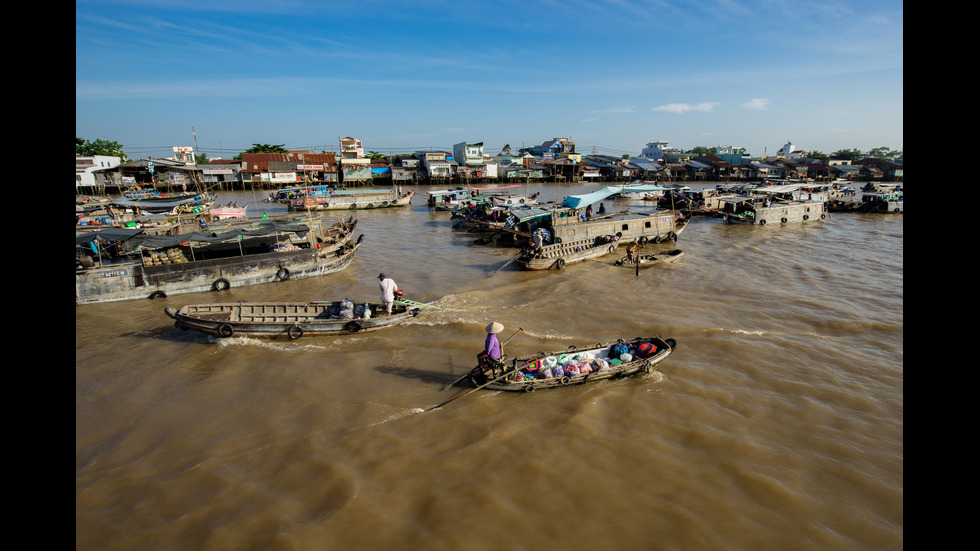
[[276, 267, 290, 281], [287, 325, 303, 339], [344, 321, 362, 333], [149, 290, 167, 299], [218, 324, 233, 337], [212, 278, 230, 291]]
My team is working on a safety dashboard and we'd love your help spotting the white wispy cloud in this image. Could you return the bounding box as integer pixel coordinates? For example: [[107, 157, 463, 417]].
[[652, 102, 719, 114], [742, 98, 769, 110]]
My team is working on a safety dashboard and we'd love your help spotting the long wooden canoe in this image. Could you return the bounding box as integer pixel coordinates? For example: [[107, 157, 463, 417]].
[[166, 299, 421, 339], [462, 336, 676, 392], [613, 249, 684, 268]]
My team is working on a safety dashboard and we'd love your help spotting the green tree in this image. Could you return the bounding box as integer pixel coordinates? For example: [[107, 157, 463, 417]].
[[830, 149, 864, 161], [687, 146, 716, 156], [195, 152, 210, 164], [367, 151, 386, 160], [867, 146, 902, 160], [76, 137, 128, 160], [234, 143, 289, 159], [501, 144, 512, 155], [808, 150, 827, 160]]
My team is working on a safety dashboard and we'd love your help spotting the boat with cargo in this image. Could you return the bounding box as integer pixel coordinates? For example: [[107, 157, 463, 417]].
[[75, 216, 361, 304], [461, 335, 677, 392]]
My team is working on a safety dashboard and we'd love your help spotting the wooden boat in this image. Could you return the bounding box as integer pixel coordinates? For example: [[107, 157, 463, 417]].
[[288, 188, 413, 211], [463, 336, 677, 392], [207, 204, 248, 220], [166, 299, 422, 339], [860, 191, 903, 213], [613, 249, 684, 268], [722, 196, 828, 225], [516, 235, 622, 270], [75, 217, 361, 304]]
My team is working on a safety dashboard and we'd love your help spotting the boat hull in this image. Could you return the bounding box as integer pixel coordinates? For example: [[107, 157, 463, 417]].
[[467, 336, 676, 391], [166, 300, 421, 339], [289, 191, 413, 211], [723, 201, 827, 225], [517, 236, 621, 270], [76, 240, 361, 305], [613, 249, 684, 268]]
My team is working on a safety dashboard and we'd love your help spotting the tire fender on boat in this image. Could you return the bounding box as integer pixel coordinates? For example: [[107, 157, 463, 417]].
[[287, 325, 303, 339], [218, 324, 233, 338], [560, 376, 571, 386], [554, 258, 566, 269], [344, 321, 362, 333], [150, 290, 167, 299], [213, 278, 231, 291], [276, 267, 291, 281], [638, 236, 648, 245]]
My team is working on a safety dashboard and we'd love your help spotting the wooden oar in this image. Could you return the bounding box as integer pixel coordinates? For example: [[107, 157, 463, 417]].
[[440, 327, 523, 391], [428, 368, 517, 411], [395, 298, 442, 310], [487, 251, 523, 278]]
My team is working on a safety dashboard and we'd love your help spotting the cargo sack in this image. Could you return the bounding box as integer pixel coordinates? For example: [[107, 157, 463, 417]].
[[635, 342, 657, 358], [610, 343, 630, 357]]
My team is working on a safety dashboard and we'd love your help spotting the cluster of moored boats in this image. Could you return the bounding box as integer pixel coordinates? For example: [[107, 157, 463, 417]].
[[76, 178, 901, 402]]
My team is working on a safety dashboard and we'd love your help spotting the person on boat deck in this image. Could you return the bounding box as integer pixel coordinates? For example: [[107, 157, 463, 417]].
[[627, 238, 639, 263], [585, 204, 594, 219], [378, 273, 398, 315], [598, 202, 606, 215]]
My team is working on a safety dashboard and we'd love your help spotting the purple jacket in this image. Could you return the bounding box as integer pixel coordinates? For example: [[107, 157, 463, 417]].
[[484, 333, 501, 359]]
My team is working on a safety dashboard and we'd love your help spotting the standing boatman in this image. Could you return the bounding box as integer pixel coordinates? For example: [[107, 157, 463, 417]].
[[378, 273, 398, 316]]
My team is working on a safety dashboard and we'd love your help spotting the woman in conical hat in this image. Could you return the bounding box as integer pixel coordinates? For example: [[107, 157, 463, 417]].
[[484, 322, 504, 359]]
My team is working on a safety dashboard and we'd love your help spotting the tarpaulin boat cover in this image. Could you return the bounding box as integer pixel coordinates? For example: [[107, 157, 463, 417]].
[[76, 222, 313, 250], [562, 184, 668, 208]]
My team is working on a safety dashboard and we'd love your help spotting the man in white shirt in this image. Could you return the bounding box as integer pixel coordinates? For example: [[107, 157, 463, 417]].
[[378, 273, 398, 315]]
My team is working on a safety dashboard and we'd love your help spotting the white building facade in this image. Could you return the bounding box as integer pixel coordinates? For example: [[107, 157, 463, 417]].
[[76, 155, 122, 189], [640, 140, 672, 160]]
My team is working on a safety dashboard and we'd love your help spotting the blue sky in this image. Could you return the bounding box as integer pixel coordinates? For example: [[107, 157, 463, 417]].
[[76, 1, 903, 160]]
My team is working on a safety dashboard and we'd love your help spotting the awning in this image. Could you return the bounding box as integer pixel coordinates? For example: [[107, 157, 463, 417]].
[[562, 184, 668, 208]]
